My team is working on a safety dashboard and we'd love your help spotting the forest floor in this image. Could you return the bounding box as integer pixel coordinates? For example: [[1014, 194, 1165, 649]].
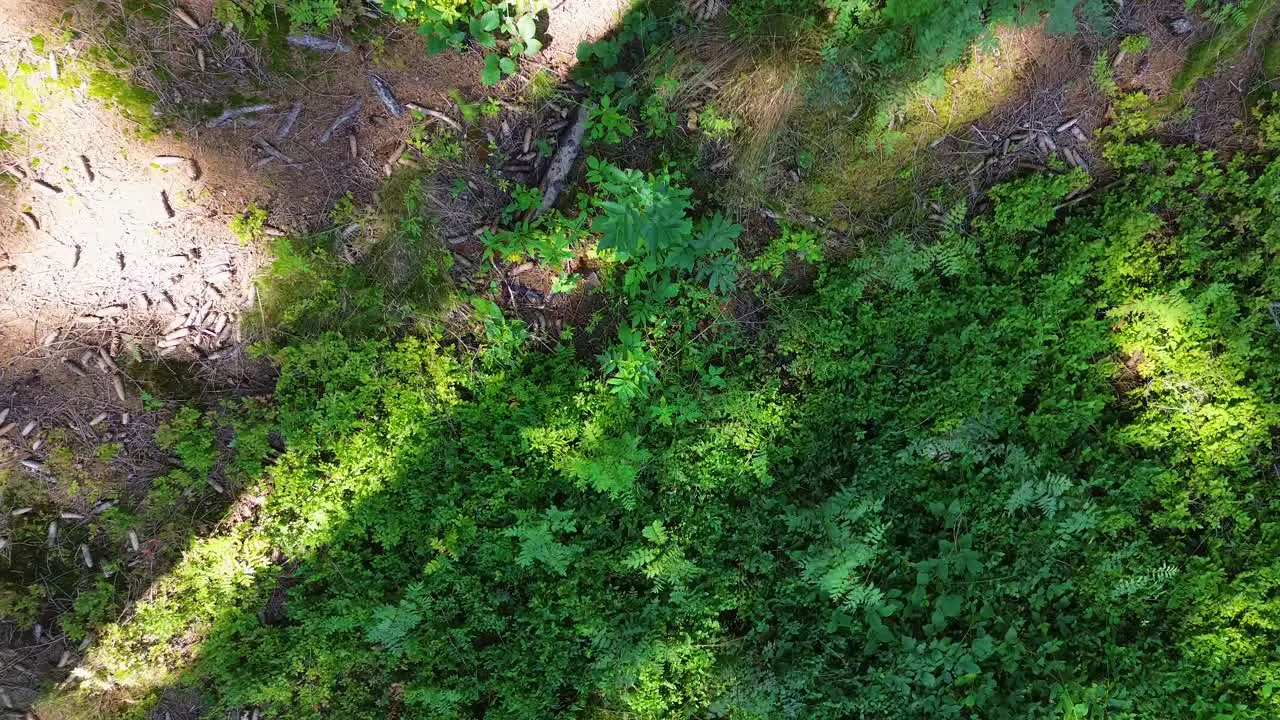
[[0, 0, 630, 713], [2, 0, 1279, 716]]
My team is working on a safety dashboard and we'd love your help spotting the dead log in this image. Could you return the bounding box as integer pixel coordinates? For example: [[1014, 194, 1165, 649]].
[[537, 104, 589, 218]]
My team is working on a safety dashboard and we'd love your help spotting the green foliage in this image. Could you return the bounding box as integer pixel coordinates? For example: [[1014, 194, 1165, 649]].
[[623, 519, 700, 591], [471, 296, 530, 367], [696, 103, 738, 139], [0, 59, 49, 124], [799, 0, 1109, 104], [1090, 51, 1119, 97], [229, 202, 270, 242], [1173, 0, 1275, 100], [985, 168, 1088, 233], [574, 11, 659, 87], [213, 0, 359, 31], [1256, 93, 1280, 149], [81, 43, 164, 137], [586, 95, 636, 145], [214, 0, 273, 35], [407, 121, 463, 171], [60, 580, 118, 642], [255, 178, 450, 340], [382, 0, 542, 84], [482, 204, 586, 266], [482, 53, 518, 85], [284, 0, 343, 28], [586, 157, 741, 300], [79, 124, 1280, 716], [365, 597, 423, 656], [640, 75, 679, 138], [0, 583, 44, 630], [1119, 33, 1151, 55], [750, 223, 822, 278], [597, 324, 660, 402], [1, 37, 162, 137], [504, 507, 583, 575], [147, 405, 219, 509], [1197, 0, 1253, 26]]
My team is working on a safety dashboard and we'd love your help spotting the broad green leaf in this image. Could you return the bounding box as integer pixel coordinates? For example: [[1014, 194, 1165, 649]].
[[481, 54, 502, 85], [516, 14, 536, 41]]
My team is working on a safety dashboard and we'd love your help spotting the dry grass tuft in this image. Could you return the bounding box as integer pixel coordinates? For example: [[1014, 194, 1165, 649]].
[[646, 28, 814, 202], [718, 58, 805, 180]]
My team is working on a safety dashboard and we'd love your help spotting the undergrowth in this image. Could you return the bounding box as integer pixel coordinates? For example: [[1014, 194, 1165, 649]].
[[40, 98, 1280, 717], [15, 1, 1280, 718]]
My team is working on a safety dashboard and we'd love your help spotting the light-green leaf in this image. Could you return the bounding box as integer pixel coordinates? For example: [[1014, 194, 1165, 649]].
[[481, 54, 502, 85], [642, 520, 667, 544], [516, 14, 536, 41], [937, 594, 964, 619]]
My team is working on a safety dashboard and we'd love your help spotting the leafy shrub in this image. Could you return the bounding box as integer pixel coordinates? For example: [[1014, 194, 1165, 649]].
[[213, 0, 357, 31], [750, 222, 822, 278], [1119, 33, 1151, 55], [229, 202, 269, 242], [255, 179, 450, 341], [482, 205, 586, 266], [586, 95, 637, 145], [407, 122, 463, 171], [695, 103, 738, 139], [586, 157, 741, 300], [382, 0, 544, 85], [60, 580, 118, 642], [640, 75, 680, 138]]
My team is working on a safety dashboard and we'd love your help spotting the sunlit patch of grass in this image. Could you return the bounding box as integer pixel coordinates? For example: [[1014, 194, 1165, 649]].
[[84, 68, 162, 136], [76, 31, 166, 138], [798, 29, 1034, 220], [36, 527, 278, 720], [1, 56, 56, 124], [1263, 34, 1280, 81], [0, 28, 165, 142]]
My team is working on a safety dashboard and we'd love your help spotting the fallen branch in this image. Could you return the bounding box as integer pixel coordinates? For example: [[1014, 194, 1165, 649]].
[[368, 73, 403, 117], [319, 99, 363, 144], [538, 103, 589, 217], [207, 103, 274, 129], [277, 101, 303, 139], [286, 34, 351, 53], [256, 138, 296, 165], [405, 103, 461, 132], [172, 5, 201, 29]]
